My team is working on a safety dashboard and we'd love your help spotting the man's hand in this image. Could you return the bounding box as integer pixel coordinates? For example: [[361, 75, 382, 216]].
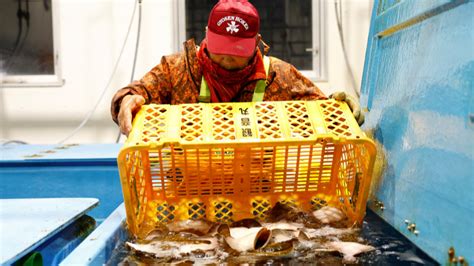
[[118, 95, 146, 136], [330, 91, 365, 126]]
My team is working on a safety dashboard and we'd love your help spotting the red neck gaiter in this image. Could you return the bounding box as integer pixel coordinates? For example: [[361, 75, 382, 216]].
[[197, 40, 266, 103]]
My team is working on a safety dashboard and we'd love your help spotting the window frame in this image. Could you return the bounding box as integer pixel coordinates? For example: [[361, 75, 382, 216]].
[[174, 0, 327, 82], [1, 0, 64, 88]]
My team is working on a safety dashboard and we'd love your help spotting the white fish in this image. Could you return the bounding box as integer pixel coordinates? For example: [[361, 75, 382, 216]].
[[127, 241, 177, 258], [166, 219, 212, 235], [302, 226, 357, 238], [325, 241, 375, 263], [126, 237, 218, 258], [225, 227, 271, 252], [261, 222, 304, 231], [312, 206, 346, 224], [399, 250, 425, 264], [178, 238, 218, 254], [271, 229, 300, 243]]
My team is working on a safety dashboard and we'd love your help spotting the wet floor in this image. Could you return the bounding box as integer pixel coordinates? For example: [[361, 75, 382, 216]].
[[357, 209, 439, 265], [106, 209, 439, 265]]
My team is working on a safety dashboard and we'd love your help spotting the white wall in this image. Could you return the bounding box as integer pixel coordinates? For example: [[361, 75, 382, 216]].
[[0, 0, 373, 144], [316, 0, 373, 96]]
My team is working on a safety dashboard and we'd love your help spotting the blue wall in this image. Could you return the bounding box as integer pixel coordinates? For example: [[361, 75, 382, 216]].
[[360, 0, 473, 262]]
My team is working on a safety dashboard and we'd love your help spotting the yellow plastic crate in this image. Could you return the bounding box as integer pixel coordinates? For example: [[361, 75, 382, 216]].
[[118, 100, 376, 238]]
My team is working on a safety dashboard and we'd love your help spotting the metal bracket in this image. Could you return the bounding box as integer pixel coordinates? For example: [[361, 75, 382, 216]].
[[448, 247, 468, 266], [404, 220, 419, 236]]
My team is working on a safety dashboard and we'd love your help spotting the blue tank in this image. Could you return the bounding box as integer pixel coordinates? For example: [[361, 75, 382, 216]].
[[360, 0, 474, 263]]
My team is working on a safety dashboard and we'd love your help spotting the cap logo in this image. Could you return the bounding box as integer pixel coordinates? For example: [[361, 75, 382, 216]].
[[217, 16, 249, 34], [226, 21, 239, 34]]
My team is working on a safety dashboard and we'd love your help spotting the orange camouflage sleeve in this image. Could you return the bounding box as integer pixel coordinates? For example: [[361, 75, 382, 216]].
[[288, 64, 327, 100], [110, 55, 174, 124], [269, 57, 327, 101]]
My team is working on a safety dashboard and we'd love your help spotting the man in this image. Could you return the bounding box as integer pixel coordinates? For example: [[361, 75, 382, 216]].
[[111, 0, 363, 136]]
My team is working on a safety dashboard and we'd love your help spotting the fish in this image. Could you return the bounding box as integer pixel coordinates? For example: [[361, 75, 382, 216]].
[[265, 201, 323, 227], [143, 228, 166, 241], [230, 218, 262, 228], [249, 240, 294, 257], [312, 206, 346, 224], [265, 202, 296, 222], [166, 219, 213, 236], [301, 226, 357, 239], [226, 241, 294, 264], [399, 249, 426, 264], [125, 203, 370, 264], [126, 237, 218, 258], [262, 221, 304, 231], [207, 223, 230, 237], [271, 229, 300, 243], [325, 241, 375, 263], [225, 227, 272, 252]]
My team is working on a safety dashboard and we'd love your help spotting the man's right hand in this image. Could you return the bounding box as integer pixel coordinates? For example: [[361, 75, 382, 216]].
[[329, 91, 365, 126], [118, 95, 146, 136]]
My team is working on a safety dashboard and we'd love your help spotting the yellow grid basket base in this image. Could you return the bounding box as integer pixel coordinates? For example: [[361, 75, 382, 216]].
[[117, 100, 376, 239]]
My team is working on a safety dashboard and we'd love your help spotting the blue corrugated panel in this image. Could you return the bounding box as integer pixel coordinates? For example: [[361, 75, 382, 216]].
[[360, 0, 474, 263]]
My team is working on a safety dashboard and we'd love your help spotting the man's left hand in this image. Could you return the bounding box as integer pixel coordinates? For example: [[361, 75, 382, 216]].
[[330, 91, 365, 126]]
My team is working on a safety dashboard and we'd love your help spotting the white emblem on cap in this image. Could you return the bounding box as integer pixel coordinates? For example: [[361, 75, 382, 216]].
[[217, 16, 249, 33], [226, 21, 239, 34]]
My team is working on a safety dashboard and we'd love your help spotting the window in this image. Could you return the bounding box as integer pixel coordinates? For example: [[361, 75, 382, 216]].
[[175, 0, 327, 81], [0, 0, 62, 87]]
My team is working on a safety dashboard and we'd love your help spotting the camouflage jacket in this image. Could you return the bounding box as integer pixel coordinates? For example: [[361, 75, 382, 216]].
[[111, 39, 326, 124]]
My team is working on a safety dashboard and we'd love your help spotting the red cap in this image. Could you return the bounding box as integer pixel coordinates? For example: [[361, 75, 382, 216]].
[[206, 0, 260, 57]]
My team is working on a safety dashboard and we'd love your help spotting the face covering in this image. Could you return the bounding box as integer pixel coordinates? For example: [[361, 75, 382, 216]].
[[197, 39, 266, 102]]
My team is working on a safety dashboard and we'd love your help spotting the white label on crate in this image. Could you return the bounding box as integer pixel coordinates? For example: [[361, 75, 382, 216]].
[[238, 107, 254, 138]]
